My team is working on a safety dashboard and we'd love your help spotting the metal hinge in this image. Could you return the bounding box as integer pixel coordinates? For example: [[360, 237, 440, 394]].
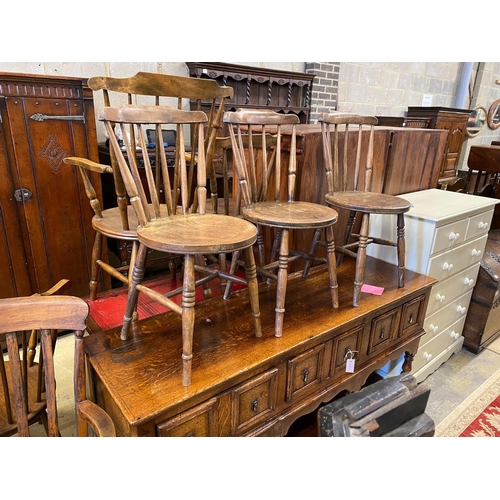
[[30, 113, 85, 123]]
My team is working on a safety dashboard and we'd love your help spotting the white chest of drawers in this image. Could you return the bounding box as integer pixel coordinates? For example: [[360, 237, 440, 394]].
[[366, 189, 499, 382]]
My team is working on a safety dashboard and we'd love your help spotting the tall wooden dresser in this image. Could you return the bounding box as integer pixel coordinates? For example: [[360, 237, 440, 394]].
[[0, 72, 102, 298], [367, 189, 499, 382]]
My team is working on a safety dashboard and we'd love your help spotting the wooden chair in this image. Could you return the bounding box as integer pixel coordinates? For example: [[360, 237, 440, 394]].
[[89, 71, 234, 215], [63, 156, 148, 302], [101, 104, 262, 386], [0, 293, 115, 437], [317, 112, 412, 307], [223, 109, 339, 338], [84, 71, 235, 300], [1, 279, 69, 436]]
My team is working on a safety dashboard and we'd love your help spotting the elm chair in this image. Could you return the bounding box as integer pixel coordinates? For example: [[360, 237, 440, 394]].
[[75, 72, 234, 304], [223, 109, 340, 338], [101, 105, 262, 386], [316, 112, 412, 307], [0, 294, 115, 437], [0, 279, 70, 436], [89, 71, 234, 216]]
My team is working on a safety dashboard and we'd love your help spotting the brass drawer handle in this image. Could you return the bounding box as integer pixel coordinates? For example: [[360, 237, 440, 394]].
[[379, 328, 385, 340], [408, 313, 414, 324], [303, 368, 309, 384]]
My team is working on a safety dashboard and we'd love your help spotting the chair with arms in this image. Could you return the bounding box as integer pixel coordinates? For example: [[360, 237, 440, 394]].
[[317, 112, 412, 307], [66, 72, 235, 305], [223, 109, 340, 338], [1, 279, 70, 436], [101, 104, 262, 386], [0, 293, 115, 437]]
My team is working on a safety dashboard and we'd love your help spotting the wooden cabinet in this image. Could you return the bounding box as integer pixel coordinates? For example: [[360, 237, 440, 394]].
[[0, 72, 102, 298], [406, 107, 471, 186], [186, 62, 315, 124], [367, 189, 498, 382], [84, 256, 435, 437], [462, 230, 500, 353]]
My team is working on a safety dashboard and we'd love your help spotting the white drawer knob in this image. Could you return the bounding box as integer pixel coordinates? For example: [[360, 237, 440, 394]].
[[478, 221, 489, 230], [457, 305, 467, 314], [464, 278, 474, 286], [435, 293, 446, 303], [448, 232, 460, 242], [442, 262, 454, 271], [423, 352, 433, 361], [450, 331, 460, 340], [429, 324, 439, 334], [471, 249, 482, 257]]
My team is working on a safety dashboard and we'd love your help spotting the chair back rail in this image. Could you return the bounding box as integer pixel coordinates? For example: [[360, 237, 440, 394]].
[[89, 72, 233, 213]]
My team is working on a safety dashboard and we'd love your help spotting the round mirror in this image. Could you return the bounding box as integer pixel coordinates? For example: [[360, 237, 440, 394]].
[[466, 105, 488, 137], [487, 99, 500, 130]]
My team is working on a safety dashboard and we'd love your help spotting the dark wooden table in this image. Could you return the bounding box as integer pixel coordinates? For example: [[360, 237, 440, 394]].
[[85, 256, 435, 437]]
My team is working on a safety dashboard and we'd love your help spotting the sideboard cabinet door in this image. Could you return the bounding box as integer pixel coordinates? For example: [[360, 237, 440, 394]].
[[0, 73, 103, 298]]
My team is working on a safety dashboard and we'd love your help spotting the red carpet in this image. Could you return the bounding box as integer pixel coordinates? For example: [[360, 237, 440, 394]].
[[86, 273, 245, 331], [436, 368, 500, 437]]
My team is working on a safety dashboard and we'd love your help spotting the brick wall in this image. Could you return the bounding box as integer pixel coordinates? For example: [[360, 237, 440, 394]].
[[305, 62, 340, 123]]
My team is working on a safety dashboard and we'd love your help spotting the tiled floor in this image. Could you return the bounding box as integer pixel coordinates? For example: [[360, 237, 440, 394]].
[[10, 332, 500, 436]]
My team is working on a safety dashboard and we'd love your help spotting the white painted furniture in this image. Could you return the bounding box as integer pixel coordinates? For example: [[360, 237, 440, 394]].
[[366, 188, 499, 382]]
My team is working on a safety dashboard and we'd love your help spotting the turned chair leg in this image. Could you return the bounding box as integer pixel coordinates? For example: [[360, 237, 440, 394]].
[[89, 233, 102, 301], [120, 243, 147, 341], [243, 246, 262, 338], [353, 213, 369, 307], [182, 255, 196, 387], [325, 225, 339, 309], [397, 213, 406, 288], [275, 228, 290, 338]]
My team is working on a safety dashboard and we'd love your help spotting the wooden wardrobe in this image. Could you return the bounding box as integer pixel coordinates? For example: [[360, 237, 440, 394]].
[[0, 72, 104, 299]]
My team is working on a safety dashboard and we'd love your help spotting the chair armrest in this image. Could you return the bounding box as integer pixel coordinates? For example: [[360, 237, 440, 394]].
[[77, 400, 116, 437], [63, 156, 113, 175]]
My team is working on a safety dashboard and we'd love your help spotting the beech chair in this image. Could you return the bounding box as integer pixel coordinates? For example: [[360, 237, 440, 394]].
[[223, 109, 339, 338], [317, 112, 412, 307], [101, 104, 262, 386], [0, 293, 115, 437], [89, 71, 234, 215], [85, 71, 235, 300]]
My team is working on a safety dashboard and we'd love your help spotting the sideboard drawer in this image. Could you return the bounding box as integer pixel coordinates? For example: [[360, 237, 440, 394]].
[[231, 368, 278, 436], [398, 294, 427, 340], [157, 397, 218, 437], [286, 343, 325, 403], [330, 325, 363, 378], [367, 308, 400, 355]]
